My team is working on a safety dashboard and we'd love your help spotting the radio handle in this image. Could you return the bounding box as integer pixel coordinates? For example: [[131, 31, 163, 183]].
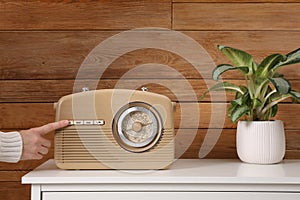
[[172, 102, 176, 112], [53, 102, 58, 111]]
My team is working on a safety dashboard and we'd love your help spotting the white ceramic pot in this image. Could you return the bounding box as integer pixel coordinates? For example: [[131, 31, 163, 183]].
[[236, 120, 285, 164]]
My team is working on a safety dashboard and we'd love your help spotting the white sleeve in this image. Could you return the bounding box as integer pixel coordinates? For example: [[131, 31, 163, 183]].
[[0, 131, 23, 163]]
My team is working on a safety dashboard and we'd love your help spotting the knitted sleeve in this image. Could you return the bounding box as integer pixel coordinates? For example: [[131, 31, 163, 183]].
[[0, 131, 23, 163]]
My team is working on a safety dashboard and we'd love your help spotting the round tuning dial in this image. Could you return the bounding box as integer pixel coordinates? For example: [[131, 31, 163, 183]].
[[113, 102, 163, 153]]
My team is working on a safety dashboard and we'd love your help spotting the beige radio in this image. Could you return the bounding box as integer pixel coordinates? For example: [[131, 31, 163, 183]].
[[54, 89, 175, 169]]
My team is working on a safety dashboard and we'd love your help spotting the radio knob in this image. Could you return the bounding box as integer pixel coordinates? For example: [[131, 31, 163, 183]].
[[82, 87, 89, 92], [132, 122, 143, 132], [141, 87, 148, 92]]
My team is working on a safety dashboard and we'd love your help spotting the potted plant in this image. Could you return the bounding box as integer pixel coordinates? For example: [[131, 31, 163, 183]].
[[201, 45, 300, 164]]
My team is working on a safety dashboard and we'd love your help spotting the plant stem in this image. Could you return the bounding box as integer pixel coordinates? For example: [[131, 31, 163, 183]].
[[261, 95, 291, 116], [247, 75, 255, 99], [254, 79, 269, 99], [257, 89, 277, 114]]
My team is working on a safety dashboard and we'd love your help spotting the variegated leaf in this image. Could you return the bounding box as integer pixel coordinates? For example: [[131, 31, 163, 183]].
[[269, 77, 291, 94]]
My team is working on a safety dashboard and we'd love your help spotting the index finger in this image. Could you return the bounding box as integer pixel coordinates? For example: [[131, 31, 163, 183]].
[[31, 120, 69, 135]]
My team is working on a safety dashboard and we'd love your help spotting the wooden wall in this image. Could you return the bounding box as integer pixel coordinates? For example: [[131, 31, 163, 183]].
[[1, 0, 300, 199]]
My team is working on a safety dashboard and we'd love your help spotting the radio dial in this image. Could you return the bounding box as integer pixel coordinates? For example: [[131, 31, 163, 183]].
[[113, 102, 163, 153]]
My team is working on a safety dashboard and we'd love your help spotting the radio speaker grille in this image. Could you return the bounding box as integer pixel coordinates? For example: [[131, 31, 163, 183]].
[[55, 126, 174, 169]]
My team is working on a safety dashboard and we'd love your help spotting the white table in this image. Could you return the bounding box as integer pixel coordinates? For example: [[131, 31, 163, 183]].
[[22, 159, 300, 200]]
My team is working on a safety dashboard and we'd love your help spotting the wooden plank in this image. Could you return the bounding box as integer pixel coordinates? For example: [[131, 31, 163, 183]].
[[0, 31, 115, 80], [0, 182, 30, 200], [173, 3, 300, 30], [0, 103, 299, 130], [183, 31, 300, 81], [1, 31, 300, 80], [0, 31, 211, 80], [0, 0, 171, 30], [176, 129, 236, 159], [1, 79, 300, 103], [0, 103, 54, 130], [1, 79, 213, 103]]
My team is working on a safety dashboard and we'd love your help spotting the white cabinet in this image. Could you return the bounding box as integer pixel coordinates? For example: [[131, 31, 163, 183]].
[[42, 192, 300, 200], [22, 159, 300, 200]]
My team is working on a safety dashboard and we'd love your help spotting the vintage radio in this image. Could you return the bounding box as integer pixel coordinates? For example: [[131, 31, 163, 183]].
[[54, 89, 175, 169]]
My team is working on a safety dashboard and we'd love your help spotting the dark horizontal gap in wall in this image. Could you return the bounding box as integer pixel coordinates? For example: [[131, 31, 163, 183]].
[[1, 101, 297, 104], [172, 1, 300, 4], [0, 101, 227, 104], [0, 78, 249, 81], [173, 28, 300, 32], [0, 28, 173, 32], [2, 29, 300, 32]]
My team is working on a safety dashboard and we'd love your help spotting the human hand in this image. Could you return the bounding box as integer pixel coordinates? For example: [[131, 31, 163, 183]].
[[19, 120, 69, 160]]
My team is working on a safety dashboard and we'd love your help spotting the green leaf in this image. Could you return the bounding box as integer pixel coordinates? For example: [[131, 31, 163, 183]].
[[239, 85, 249, 94], [208, 82, 245, 94], [229, 101, 238, 111], [212, 64, 236, 81], [234, 86, 248, 98], [270, 104, 278, 118], [272, 72, 284, 78], [252, 98, 262, 109], [228, 102, 238, 118], [233, 96, 243, 106], [233, 92, 250, 106], [269, 77, 291, 94], [200, 82, 245, 100], [270, 92, 291, 102], [257, 54, 285, 77], [235, 91, 243, 99], [275, 47, 300, 68], [262, 92, 294, 117], [252, 61, 258, 71], [268, 91, 299, 105], [217, 45, 254, 67], [231, 105, 249, 123], [290, 90, 300, 100], [212, 64, 249, 81]]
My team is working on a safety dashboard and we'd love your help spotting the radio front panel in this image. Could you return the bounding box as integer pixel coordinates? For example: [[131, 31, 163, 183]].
[[54, 89, 175, 169]]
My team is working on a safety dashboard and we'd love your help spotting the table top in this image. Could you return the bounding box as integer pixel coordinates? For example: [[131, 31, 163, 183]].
[[22, 159, 300, 185]]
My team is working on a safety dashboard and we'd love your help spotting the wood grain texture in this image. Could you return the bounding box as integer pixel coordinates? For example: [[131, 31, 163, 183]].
[[0, 0, 171, 30], [184, 31, 300, 80], [0, 182, 30, 200], [0, 79, 226, 103], [1, 79, 300, 103], [179, 129, 300, 159], [0, 171, 29, 182], [0, 156, 54, 171], [1, 31, 300, 80], [173, 3, 300, 30], [1, 103, 299, 130]]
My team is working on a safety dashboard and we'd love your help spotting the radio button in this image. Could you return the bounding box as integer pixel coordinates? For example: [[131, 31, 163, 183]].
[[74, 120, 84, 125], [84, 120, 93, 125], [94, 120, 105, 125]]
